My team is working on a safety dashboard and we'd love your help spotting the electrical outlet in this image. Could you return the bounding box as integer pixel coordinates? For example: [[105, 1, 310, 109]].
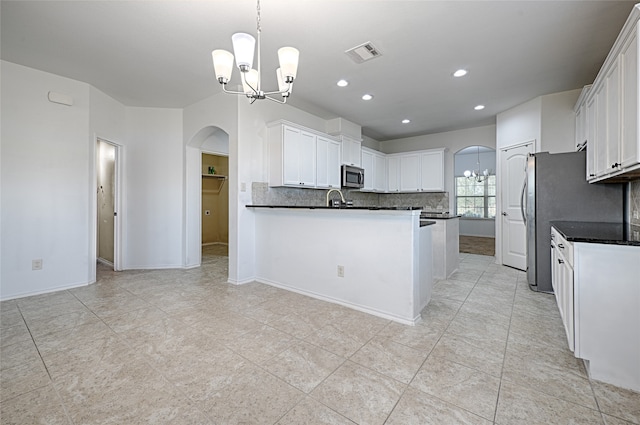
[[634, 210, 640, 220], [634, 230, 640, 241], [32, 259, 43, 270], [337, 265, 344, 277]]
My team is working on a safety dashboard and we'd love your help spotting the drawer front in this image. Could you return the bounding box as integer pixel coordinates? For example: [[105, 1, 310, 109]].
[[552, 227, 574, 267]]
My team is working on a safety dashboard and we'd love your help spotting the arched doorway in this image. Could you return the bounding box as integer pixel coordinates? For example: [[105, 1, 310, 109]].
[[454, 145, 496, 256], [185, 126, 230, 270]]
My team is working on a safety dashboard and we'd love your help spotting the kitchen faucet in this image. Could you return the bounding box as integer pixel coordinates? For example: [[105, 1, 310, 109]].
[[326, 189, 346, 207]]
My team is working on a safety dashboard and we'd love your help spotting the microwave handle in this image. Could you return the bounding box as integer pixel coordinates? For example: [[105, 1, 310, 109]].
[[358, 171, 363, 185]]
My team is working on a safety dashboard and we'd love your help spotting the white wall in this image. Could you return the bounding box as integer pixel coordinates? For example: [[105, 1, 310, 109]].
[[1, 61, 188, 299], [1, 61, 92, 299], [380, 125, 497, 215], [182, 91, 330, 284], [124, 107, 183, 269], [541, 89, 581, 153]]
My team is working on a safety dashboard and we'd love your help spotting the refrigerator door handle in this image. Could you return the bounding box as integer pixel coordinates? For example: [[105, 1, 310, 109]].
[[520, 177, 527, 225]]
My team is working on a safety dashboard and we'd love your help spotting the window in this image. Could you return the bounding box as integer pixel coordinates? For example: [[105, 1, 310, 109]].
[[455, 175, 496, 218]]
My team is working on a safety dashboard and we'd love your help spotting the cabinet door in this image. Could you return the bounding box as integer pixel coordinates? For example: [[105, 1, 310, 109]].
[[387, 157, 400, 192], [560, 259, 575, 352], [298, 131, 317, 186], [327, 139, 341, 188], [341, 137, 362, 166], [283, 126, 316, 186], [621, 28, 639, 169], [316, 137, 329, 188], [586, 95, 598, 180], [400, 154, 421, 192], [374, 153, 386, 192], [283, 126, 302, 185], [605, 59, 621, 173], [316, 137, 341, 189], [575, 104, 587, 151], [595, 85, 609, 177], [420, 151, 444, 191], [360, 149, 374, 191]]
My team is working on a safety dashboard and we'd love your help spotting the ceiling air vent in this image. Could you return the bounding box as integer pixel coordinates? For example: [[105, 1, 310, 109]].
[[345, 41, 382, 64]]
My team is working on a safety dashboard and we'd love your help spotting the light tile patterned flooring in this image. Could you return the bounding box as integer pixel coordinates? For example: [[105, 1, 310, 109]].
[[1, 248, 639, 424]]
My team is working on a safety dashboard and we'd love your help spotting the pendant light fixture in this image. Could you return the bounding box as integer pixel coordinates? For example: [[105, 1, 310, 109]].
[[211, 0, 299, 104], [464, 146, 490, 183]]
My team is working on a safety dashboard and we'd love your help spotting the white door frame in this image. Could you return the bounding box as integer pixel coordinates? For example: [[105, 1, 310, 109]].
[[495, 140, 534, 266], [93, 137, 123, 274]]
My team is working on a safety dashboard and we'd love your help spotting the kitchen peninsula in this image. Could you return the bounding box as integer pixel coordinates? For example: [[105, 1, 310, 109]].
[[248, 205, 435, 325]]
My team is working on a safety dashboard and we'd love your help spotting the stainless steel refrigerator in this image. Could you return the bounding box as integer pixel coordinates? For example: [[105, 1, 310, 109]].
[[525, 151, 625, 293]]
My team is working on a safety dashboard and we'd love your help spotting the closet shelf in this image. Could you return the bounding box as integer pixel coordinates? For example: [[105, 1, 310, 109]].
[[202, 174, 227, 194]]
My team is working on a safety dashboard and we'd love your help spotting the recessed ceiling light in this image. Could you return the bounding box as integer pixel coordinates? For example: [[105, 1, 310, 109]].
[[362, 94, 373, 101], [337, 79, 348, 87], [402, 119, 411, 124], [453, 69, 468, 77], [474, 104, 485, 110]]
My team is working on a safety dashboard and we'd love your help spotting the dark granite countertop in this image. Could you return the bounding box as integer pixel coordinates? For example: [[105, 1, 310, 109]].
[[246, 205, 423, 211], [420, 212, 461, 219], [550, 221, 640, 246]]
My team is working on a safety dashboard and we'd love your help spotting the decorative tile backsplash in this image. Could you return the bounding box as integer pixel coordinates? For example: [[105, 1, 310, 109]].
[[251, 182, 449, 212], [631, 179, 640, 227]]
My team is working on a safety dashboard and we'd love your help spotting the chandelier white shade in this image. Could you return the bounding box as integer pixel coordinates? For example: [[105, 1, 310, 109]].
[[464, 146, 491, 182], [211, 0, 299, 104]]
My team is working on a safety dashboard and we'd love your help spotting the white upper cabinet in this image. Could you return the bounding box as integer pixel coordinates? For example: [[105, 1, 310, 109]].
[[420, 150, 445, 191], [580, 6, 640, 182], [400, 154, 421, 192], [387, 156, 400, 192], [340, 135, 362, 167], [387, 148, 445, 193], [282, 126, 316, 186], [316, 136, 341, 189], [361, 148, 374, 191], [374, 153, 387, 191], [621, 26, 639, 170]]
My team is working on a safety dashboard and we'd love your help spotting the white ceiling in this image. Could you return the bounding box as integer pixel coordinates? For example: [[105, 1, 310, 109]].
[[1, 1, 636, 141]]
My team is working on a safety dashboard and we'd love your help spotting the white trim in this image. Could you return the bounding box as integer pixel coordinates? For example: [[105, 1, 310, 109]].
[[227, 277, 255, 285], [1, 280, 92, 301], [255, 276, 420, 326]]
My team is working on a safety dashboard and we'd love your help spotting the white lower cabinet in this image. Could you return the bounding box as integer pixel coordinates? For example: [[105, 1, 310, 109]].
[[551, 228, 574, 352], [551, 225, 640, 392]]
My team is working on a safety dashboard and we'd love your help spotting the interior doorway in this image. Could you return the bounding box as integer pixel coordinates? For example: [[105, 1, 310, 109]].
[[499, 142, 533, 270], [454, 145, 497, 256], [96, 139, 120, 269], [201, 153, 229, 259]]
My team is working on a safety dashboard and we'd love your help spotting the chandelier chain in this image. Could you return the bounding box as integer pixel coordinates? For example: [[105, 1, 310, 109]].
[[256, 0, 261, 34]]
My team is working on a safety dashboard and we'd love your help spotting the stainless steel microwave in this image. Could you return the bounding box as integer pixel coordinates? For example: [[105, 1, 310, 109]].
[[341, 165, 364, 189]]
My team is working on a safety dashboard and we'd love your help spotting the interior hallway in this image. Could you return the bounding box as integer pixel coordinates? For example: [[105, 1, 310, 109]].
[[1, 250, 638, 424]]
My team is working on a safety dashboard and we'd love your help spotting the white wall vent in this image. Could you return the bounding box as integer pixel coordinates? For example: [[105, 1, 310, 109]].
[[345, 41, 382, 64]]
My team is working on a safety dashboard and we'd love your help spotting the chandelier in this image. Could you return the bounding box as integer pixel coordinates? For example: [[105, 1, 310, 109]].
[[211, 0, 299, 104], [464, 146, 490, 183]]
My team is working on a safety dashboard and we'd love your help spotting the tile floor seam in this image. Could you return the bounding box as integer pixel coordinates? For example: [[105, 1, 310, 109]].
[[492, 266, 519, 424]]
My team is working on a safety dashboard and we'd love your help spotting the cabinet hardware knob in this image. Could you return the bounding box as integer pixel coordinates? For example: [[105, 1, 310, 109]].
[[589, 173, 595, 177], [558, 259, 564, 264], [502, 212, 508, 216], [611, 163, 621, 168], [558, 243, 565, 249]]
